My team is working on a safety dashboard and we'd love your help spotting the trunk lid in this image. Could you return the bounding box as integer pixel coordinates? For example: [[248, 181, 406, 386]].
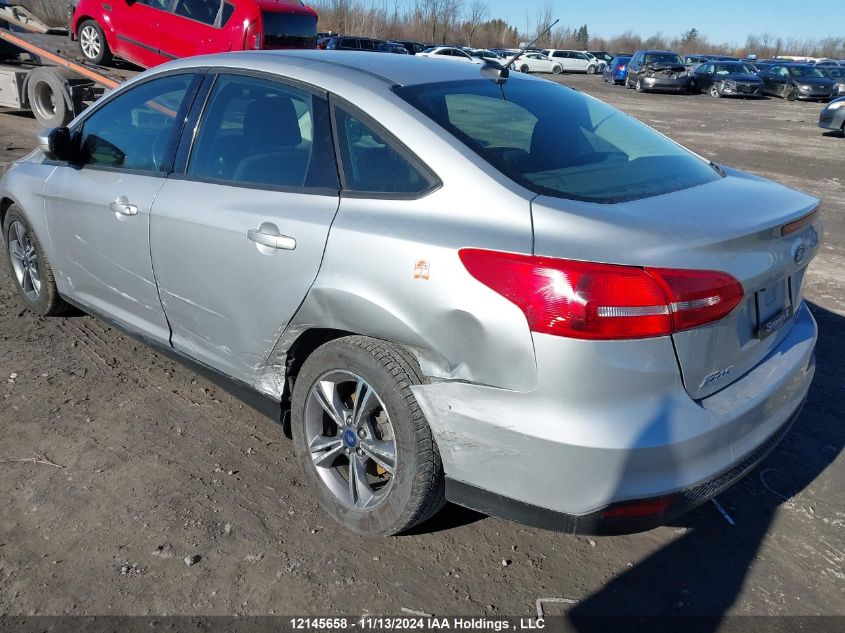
[[531, 168, 821, 400]]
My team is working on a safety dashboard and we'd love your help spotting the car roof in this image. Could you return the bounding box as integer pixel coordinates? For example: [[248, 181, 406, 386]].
[[145, 50, 502, 88]]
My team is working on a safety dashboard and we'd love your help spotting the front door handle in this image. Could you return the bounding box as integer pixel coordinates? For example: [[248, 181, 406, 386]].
[[247, 228, 296, 251], [110, 197, 137, 216]]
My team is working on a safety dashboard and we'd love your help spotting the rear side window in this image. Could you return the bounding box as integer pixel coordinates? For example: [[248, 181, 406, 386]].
[[187, 74, 337, 191], [333, 105, 435, 196], [78, 73, 195, 173], [397, 79, 720, 203], [173, 0, 219, 26]]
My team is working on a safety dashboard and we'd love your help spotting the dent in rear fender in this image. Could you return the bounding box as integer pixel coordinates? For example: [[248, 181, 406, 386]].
[[268, 186, 539, 392]]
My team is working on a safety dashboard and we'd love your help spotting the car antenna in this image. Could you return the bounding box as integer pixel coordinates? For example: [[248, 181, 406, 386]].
[[507, 20, 559, 73], [482, 19, 559, 87]]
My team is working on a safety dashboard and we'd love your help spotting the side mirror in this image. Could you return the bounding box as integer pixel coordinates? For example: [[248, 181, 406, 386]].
[[38, 127, 73, 162]]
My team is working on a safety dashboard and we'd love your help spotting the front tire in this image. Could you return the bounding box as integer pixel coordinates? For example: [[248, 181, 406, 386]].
[[520, 64, 530, 73], [3, 205, 70, 316], [77, 20, 112, 65], [709, 84, 722, 98], [552, 65, 562, 75], [291, 336, 445, 536], [636, 78, 646, 92], [587, 64, 597, 75]]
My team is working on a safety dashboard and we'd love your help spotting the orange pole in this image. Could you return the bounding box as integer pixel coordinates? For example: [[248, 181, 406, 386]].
[[0, 30, 120, 89]]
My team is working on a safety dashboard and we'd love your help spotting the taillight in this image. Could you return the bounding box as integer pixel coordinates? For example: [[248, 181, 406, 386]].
[[616, 64, 625, 71], [458, 249, 744, 340], [244, 22, 262, 50]]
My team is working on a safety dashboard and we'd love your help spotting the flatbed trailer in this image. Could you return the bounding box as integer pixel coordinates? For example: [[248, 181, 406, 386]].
[[0, 15, 135, 127]]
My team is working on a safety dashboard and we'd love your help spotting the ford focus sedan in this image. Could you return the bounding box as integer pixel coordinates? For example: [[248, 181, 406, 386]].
[[0, 52, 820, 536]]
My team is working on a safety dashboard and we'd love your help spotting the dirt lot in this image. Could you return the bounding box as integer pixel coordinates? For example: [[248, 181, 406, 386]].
[[0, 72, 843, 621]]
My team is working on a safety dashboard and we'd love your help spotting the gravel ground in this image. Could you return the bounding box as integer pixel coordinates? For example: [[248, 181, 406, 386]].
[[0, 71, 842, 620]]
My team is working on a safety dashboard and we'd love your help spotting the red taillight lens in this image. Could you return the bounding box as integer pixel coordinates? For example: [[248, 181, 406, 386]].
[[616, 64, 625, 70], [601, 496, 675, 519], [458, 249, 744, 340], [244, 22, 262, 50]]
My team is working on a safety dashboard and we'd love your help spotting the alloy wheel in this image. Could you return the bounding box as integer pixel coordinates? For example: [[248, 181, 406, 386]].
[[80, 25, 101, 60], [304, 370, 396, 510], [7, 220, 41, 302]]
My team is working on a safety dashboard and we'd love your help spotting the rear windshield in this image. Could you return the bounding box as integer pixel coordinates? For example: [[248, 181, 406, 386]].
[[262, 11, 317, 48], [396, 79, 721, 203]]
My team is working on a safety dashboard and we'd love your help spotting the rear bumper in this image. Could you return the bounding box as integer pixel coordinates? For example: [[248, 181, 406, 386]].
[[413, 302, 817, 533], [446, 397, 804, 534]]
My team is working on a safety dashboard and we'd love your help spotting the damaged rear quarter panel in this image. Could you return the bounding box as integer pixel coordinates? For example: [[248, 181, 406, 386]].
[[280, 183, 539, 392]]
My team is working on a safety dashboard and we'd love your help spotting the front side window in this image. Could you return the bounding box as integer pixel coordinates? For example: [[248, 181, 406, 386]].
[[397, 79, 721, 204], [333, 105, 434, 195], [187, 75, 337, 190], [78, 73, 195, 172], [139, 0, 170, 10]]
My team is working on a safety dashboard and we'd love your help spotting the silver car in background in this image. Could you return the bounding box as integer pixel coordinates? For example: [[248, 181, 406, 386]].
[[0, 52, 820, 536], [819, 97, 845, 135]]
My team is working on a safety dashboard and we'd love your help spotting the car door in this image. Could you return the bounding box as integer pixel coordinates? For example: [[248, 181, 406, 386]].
[[628, 52, 642, 79], [763, 66, 786, 94], [696, 63, 715, 90], [43, 72, 201, 342], [110, 0, 165, 67], [551, 51, 568, 70], [159, 0, 235, 60], [573, 52, 591, 72], [149, 73, 340, 385]]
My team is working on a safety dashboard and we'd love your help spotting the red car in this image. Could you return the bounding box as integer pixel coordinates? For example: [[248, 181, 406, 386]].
[[71, 0, 317, 68]]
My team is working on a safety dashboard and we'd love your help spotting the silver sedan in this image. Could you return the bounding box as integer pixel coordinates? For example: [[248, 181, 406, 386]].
[[0, 51, 820, 536], [819, 97, 845, 135]]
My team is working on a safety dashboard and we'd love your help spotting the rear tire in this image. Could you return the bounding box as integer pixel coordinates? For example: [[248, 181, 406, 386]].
[[520, 64, 530, 73], [3, 206, 70, 316], [26, 67, 72, 127], [291, 336, 445, 536], [77, 20, 111, 65]]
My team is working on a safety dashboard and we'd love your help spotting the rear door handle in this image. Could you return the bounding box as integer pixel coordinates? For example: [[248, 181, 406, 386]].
[[247, 228, 296, 251], [109, 197, 137, 216]]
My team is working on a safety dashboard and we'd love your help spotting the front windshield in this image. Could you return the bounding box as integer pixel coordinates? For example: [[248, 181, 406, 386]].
[[396, 79, 721, 203], [644, 53, 684, 65], [788, 66, 826, 78], [713, 63, 756, 74]]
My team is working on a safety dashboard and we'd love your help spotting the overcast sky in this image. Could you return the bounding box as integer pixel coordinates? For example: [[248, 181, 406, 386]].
[[482, 1, 844, 44]]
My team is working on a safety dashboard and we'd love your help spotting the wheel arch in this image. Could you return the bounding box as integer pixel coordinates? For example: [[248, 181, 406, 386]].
[[0, 196, 15, 230]]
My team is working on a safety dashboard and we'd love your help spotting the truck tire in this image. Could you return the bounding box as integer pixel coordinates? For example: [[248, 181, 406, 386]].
[[26, 67, 72, 127], [77, 19, 112, 65]]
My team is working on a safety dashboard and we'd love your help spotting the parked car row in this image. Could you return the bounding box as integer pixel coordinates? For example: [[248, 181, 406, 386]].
[[598, 50, 841, 102]]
